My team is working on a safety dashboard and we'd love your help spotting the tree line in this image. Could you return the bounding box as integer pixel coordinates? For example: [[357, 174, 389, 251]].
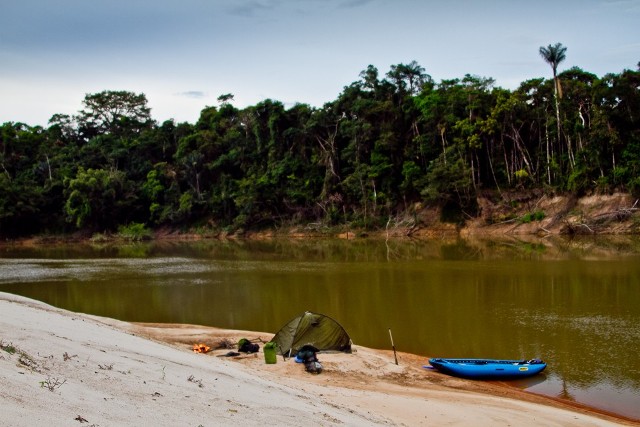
[[1, 45, 639, 237]]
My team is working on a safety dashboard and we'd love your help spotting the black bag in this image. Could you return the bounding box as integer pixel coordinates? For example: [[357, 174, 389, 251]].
[[305, 361, 323, 374], [238, 338, 260, 353], [297, 344, 319, 362]]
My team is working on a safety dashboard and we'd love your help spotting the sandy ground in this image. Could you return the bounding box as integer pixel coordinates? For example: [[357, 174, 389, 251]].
[[0, 293, 635, 426]]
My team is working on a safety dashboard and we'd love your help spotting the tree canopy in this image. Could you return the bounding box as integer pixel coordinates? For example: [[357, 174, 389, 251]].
[[1, 53, 640, 238]]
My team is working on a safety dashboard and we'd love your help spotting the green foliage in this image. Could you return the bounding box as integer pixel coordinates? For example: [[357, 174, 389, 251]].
[[1, 341, 17, 354], [77, 90, 153, 138], [514, 169, 529, 180], [117, 222, 152, 241], [519, 211, 546, 223], [2, 59, 640, 238], [63, 168, 131, 230], [422, 149, 475, 209], [90, 232, 110, 243], [627, 177, 640, 198]]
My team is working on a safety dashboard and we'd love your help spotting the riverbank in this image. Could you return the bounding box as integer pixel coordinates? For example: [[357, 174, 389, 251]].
[[1, 191, 637, 245], [0, 292, 634, 426]]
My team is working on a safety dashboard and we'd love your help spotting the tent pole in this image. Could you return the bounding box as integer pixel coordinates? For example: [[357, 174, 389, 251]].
[[388, 328, 398, 365]]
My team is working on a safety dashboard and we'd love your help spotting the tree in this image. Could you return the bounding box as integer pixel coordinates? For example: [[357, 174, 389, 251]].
[[217, 93, 234, 106], [64, 167, 133, 230], [76, 90, 153, 139], [387, 61, 431, 95], [539, 43, 569, 168], [539, 43, 567, 98]]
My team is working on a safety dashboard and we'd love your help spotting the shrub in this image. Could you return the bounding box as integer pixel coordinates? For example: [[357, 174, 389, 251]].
[[117, 222, 152, 241], [520, 210, 545, 223]]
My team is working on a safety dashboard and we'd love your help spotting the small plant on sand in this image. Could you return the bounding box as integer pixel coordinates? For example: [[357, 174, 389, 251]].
[[1, 340, 17, 355], [188, 375, 204, 388], [18, 350, 41, 372], [98, 363, 114, 370], [40, 376, 67, 391], [63, 352, 77, 361]]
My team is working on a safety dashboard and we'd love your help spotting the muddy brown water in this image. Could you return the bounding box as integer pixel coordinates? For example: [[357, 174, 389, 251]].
[[1, 236, 639, 420]]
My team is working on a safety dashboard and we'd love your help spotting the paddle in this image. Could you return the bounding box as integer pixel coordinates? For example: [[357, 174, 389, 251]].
[[388, 328, 398, 365]]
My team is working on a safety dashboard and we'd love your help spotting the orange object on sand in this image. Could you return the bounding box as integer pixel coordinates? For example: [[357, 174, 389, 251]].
[[192, 343, 211, 353]]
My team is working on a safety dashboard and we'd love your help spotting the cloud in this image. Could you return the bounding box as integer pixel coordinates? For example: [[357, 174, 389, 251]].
[[601, 0, 640, 11], [226, 0, 277, 17], [339, 0, 376, 8], [176, 91, 208, 99]]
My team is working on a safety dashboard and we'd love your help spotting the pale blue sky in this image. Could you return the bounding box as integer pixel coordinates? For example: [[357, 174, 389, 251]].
[[1, 0, 639, 126]]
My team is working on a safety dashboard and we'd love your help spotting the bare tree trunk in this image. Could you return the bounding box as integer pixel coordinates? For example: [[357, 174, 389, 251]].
[[45, 154, 53, 182], [545, 119, 551, 186], [502, 135, 511, 186], [195, 172, 201, 200], [509, 124, 535, 180], [487, 141, 502, 195], [470, 153, 476, 189], [566, 133, 575, 169], [1, 162, 11, 180], [439, 126, 447, 164], [316, 120, 341, 199], [553, 75, 563, 176]]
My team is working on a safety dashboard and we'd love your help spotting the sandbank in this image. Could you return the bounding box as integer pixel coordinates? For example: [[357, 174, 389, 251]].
[[0, 292, 634, 426]]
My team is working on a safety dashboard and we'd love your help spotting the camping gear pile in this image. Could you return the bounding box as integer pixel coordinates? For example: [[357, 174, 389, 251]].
[[269, 311, 352, 357], [237, 338, 260, 353], [268, 311, 352, 374], [192, 312, 353, 373], [193, 311, 550, 382], [294, 344, 323, 374]]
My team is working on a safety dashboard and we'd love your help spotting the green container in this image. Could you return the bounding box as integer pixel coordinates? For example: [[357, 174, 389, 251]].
[[263, 342, 277, 364]]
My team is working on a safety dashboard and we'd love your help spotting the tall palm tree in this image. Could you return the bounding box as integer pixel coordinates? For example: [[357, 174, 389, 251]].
[[539, 43, 569, 177], [539, 43, 567, 97]]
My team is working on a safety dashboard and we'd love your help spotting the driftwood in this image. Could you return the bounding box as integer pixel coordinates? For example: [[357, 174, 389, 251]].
[[385, 216, 417, 239], [561, 199, 639, 235], [561, 221, 595, 235], [591, 199, 638, 222]]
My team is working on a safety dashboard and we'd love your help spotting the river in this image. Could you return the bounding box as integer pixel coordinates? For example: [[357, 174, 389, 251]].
[[1, 236, 639, 420]]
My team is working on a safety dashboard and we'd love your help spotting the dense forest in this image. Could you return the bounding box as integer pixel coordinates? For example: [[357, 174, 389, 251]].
[[1, 45, 639, 238]]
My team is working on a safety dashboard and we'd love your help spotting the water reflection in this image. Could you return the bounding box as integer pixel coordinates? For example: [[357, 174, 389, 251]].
[[1, 236, 640, 420]]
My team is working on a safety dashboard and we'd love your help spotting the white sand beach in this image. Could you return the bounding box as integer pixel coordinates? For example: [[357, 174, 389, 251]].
[[0, 292, 633, 426]]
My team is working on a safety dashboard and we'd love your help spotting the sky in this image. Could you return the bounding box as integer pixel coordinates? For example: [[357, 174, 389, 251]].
[[1, 0, 639, 127]]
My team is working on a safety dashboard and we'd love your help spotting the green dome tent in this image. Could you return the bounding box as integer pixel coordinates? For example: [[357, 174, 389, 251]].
[[270, 311, 352, 357]]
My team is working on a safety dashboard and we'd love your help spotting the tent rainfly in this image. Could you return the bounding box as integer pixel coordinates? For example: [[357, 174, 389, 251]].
[[270, 311, 352, 356]]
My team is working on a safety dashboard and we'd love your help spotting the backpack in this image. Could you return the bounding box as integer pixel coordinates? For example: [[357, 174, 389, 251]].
[[238, 338, 260, 353], [305, 361, 323, 374]]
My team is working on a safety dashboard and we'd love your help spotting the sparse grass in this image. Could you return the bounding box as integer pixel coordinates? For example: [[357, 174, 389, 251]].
[[98, 363, 114, 370], [1, 341, 42, 372], [18, 350, 40, 372], [1, 340, 17, 355], [190, 225, 218, 237], [188, 375, 204, 388], [63, 352, 77, 361], [40, 376, 66, 392], [89, 232, 111, 243]]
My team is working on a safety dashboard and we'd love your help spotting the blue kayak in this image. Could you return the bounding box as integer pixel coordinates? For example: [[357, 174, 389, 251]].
[[428, 358, 546, 379]]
